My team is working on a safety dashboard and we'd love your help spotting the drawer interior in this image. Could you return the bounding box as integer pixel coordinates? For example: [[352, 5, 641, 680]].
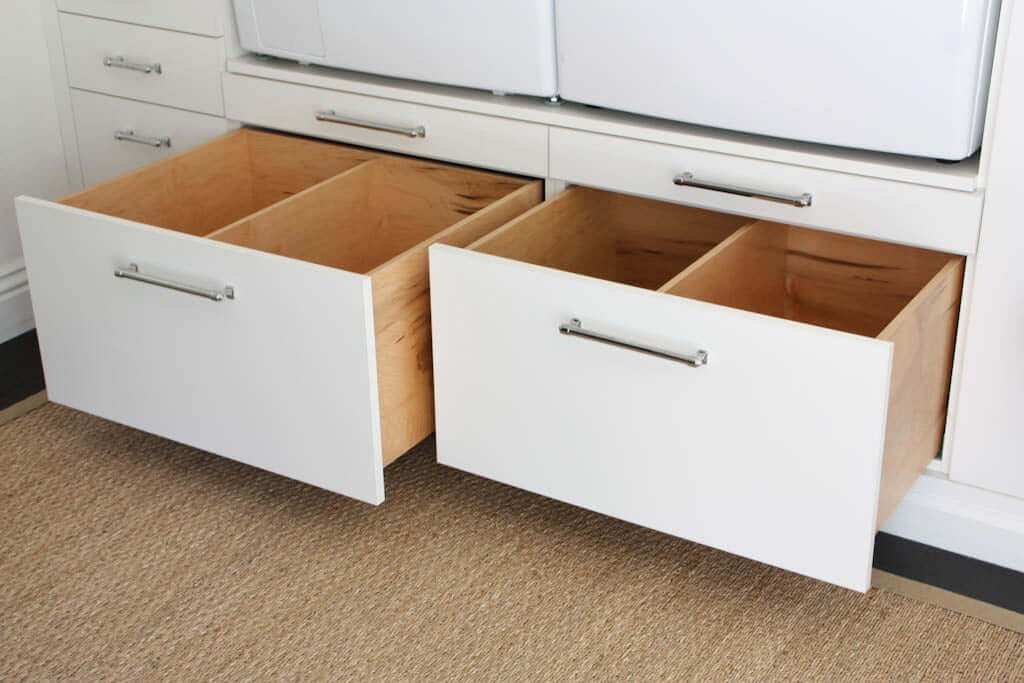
[[49, 127, 542, 468], [467, 185, 965, 528], [208, 157, 530, 274], [662, 221, 961, 338], [59, 129, 378, 237], [471, 187, 752, 290]]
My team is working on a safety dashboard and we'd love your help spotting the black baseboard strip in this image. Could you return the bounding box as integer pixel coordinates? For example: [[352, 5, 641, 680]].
[[0, 330, 45, 411], [874, 532, 1023, 614]]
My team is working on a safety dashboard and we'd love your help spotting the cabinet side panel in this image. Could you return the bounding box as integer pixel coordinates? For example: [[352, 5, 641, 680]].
[[877, 259, 965, 526]]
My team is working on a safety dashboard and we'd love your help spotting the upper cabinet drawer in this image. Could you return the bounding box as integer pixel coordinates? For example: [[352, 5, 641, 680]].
[[223, 73, 549, 177], [71, 90, 232, 186], [57, 0, 224, 36], [61, 14, 225, 115], [17, 129, 541, 503], [430, 187, 964, 591], [550, 128, 983, 255]]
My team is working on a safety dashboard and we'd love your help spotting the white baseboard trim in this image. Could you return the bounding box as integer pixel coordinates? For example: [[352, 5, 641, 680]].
[[0, 258, 34, 343], [882, 473, 1024, 573]]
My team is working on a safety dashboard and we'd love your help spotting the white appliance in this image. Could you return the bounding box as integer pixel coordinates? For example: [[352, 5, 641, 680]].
[[233, 0, 558, 97], [556, 0, 1002, 160]]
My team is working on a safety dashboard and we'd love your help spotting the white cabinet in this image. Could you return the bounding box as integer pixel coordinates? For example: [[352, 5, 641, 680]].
[[430, 187, 963, 591], [71, 90, 231, 185], [950, 1, 1024, 500], [61, 13, 226, 116], [56, 0, 225, 37], [55, 0, 237, 218], [222, 73, 549, 177], [18, 130, 541, 500]]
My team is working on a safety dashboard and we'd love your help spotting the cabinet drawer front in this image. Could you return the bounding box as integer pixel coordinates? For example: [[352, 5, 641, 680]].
[[430, 245, 892, 591], [61, 14, 224, 115], [57, 0, 224, 36], [16, 198, 384, 503], [223, 73, 549, 177], [550, 128, 982, 254], [72, 90, 232, 185]]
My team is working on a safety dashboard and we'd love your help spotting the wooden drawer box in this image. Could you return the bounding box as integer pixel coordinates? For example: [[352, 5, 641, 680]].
[[17, 130, 541, 503], [429, 187, 963, 591], [60, 13, 225, 116]]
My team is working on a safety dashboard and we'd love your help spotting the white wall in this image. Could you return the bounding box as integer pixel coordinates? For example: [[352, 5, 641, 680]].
[[0, 0, 73, 342]]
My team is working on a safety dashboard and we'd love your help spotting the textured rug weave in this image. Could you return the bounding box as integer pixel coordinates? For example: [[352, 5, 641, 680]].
[[2, 404, 1021, 681]]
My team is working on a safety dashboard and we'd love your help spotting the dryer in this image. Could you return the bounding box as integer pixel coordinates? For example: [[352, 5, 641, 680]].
[[234, 0, 558, 97]]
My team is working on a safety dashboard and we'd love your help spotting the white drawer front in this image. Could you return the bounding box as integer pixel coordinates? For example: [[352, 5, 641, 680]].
[[17, 197, 384, 503], [72, 90, 232, 185], [61, 14, 225, 116], [430, 244, 893, 591], [550, 128, 983, 254], [57, 0, 224, 36], [223, 73, 549, 177]]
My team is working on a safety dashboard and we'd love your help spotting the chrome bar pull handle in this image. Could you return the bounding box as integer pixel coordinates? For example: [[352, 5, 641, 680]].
[[559, 318, 708, 368], [673, 172, 812, 208], [114, 130, 171, 148], [114, 264, 234, 302], [103, 55, 162, 74], [315, 109, 426, 138]]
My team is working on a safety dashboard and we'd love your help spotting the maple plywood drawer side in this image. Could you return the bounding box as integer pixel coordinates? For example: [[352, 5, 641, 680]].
[[16, 129, 541, 503], [429, 187, 964, 591]]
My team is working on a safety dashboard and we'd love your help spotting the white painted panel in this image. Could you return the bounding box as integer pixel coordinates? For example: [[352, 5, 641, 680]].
[[227, 54, 982, 193], [223, 73, 549, 177], [950, 1, 1024, 499], [17, 198, 384, 503], [0, 1, 72, 341], [61, 14, 225, 116], [430, 245, 893, 591], [557, 0, 1001, 160], [71, 90, 232, 186], [550, 128, 983, 254], [232, 0, 557, 96], [57, 0, 225, 36]]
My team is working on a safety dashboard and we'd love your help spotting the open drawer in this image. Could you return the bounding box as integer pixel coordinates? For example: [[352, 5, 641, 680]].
[[429, 187, 964, 591], [17, 129, 541, 503]]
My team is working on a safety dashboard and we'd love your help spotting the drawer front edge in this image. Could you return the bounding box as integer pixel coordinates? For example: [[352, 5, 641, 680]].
[[17, 197, 384, 503], [430, 244, 893, 591], [550, 127, 983, 255], [223, 73, 549, 177], [61, 14, 226, 116]]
